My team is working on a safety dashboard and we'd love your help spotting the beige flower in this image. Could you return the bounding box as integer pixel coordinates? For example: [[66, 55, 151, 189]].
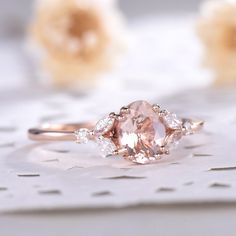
[[197, 0, 236, 85], [29, 0, 126, 88]]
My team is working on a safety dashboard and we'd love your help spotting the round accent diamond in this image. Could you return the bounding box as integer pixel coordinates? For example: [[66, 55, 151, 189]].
[[96, 136, 116, 157], [74, 128, 89, 144], [163, 112, 182, 129], [94, 116, 115, 135]]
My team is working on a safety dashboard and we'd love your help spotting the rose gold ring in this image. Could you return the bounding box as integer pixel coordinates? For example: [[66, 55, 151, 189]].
[[28, 100, 204, 164]]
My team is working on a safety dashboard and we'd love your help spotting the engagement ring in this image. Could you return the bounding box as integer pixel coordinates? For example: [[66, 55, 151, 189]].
[[28, 100, 204, 164]]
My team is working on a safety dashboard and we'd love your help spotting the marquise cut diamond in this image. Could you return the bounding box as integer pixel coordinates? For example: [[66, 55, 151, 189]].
[[96, 136, 116, 157], [94, 116, 115, 135], [166, 131, 182, 149], [183, 120, 194, 135], [163, 112, 182, 129]]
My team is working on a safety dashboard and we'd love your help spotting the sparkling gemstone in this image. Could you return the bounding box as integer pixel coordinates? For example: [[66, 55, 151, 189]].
[[166, 131, 182, 149], [74, 128, 89, 144], [183, 120, 193, 135], [114, 100, 167, 163], [163, 112, 182, 129], [94, 116, 114, 135], [96, 136, 116, 157], [133, 153, 157, 164]]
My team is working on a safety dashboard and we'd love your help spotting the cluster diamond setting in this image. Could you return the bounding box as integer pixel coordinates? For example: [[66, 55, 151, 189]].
[[72, 100, 202, 164], [93, 115, 116, 157]]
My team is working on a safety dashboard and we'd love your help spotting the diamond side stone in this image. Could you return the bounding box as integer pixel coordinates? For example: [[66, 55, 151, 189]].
[[74, 128, 89, 144], [94, 116, 115, 135], [96, 136, 116, 157], [163, 112, 182, 129]]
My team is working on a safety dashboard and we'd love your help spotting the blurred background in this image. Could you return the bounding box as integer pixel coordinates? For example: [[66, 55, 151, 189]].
[[0, 0, 205, 37], [0, 0, 212, 100]]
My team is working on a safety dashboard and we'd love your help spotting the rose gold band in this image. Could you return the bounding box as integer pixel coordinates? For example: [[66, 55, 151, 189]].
[[28, 122, 95, 141], [28, 119, 203, 142]]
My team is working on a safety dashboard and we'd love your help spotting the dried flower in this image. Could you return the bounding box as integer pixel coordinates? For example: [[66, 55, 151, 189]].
[[29, 0, 126, 88], [197, 0, 236, 85]]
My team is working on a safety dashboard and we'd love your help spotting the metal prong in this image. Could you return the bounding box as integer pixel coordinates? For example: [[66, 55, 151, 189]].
[[109, 112, 117, 118], [118, 107, 130, 121], [159, 109, 168, 117], [160, 146, 169, 155], [152, 104, 160, 113], [109, 112, 121, 121], [120, 106, 130, 115], [89, 130, 95, 138], [165, 149, 170, 155], [154, 154, 162, 160], [116, 114, 126, 121]]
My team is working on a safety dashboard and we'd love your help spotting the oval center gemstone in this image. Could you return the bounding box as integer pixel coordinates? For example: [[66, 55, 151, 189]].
[[114, 100, 166, 159]]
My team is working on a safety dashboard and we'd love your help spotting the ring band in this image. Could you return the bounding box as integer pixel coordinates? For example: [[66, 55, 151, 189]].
[[28, 100, 204, 164], [28, 123, 94, 141]]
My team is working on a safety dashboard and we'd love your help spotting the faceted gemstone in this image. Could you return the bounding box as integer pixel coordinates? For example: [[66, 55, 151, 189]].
[[163, 112, 182, 130], [166, 131, 182, 150], [96, 136, 116, 157], [74, 128, 89, 144], [114, 100, 167, 163], [94, 115, 115, 135], [182, 120, 194, 135]]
